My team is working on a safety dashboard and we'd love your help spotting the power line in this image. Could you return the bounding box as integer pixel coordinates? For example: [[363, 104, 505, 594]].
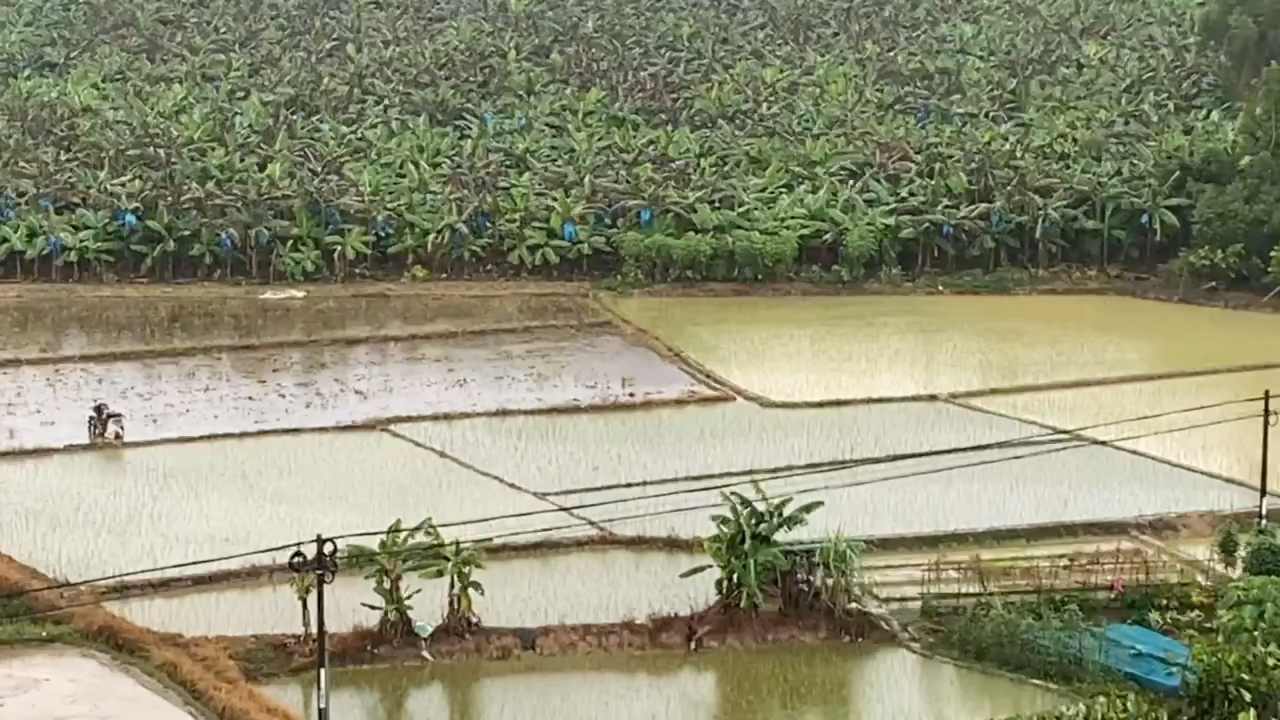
[[0, 541, 304, 601], [542, 394, 1263, 497], [1, 401, 1258, 604], [3, 410, 1258, 625], [337, 402, 1263, 542]]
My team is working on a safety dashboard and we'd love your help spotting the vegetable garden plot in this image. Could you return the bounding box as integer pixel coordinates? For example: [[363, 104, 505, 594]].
[[0, 328, 717, 452]]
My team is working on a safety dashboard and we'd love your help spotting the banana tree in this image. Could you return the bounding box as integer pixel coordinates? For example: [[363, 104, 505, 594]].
[[421, 540, 486, 637], [345, 518, 446, 642], [680, 483, 825, 613], [62, 209, 119, 280], [324, 226, 372, 280], [287, 571, 315, 642]]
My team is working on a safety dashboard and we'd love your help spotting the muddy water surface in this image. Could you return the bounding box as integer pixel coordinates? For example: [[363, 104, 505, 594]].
[[0, 431, 586, 581], [395, 401, 1253, 536], [0, 329, 716, 452], [108, 549, 715, 636], [971, 368, 1280, 487], [0, 645, 197, 719], [262, 644, 1061, 720], [0, 294, 594, 360], [611, 295, 1280, 401]]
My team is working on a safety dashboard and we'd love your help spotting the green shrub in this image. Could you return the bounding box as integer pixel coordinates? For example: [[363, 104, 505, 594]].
[[1244, 529, 1280, 577]]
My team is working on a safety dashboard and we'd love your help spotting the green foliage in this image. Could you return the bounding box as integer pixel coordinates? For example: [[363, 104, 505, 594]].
[[938, 599, 1112, 685], [1244, 527, 1280, 577], [344, 517, 486, 641], [1217, 523, 1242, 571], [287, 571, 315, 641], [0, 0, 1255, 283], [1198, 0, 1280, 97], [680, 484, 826, 611], [994, 579, 1280, 720], [0, 596, 79, 644], [1190, 66, 1280, 285], [1001, 690, 1173, 720], [420, 539, 486, 636], [1182, 577, 1280, 719]]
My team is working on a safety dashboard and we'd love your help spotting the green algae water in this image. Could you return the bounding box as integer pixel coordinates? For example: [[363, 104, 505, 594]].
[[262, 645, 1062, 720]]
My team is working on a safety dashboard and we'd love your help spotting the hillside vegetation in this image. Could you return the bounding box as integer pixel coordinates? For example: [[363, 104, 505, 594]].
[[0, 0, 1275, 283]]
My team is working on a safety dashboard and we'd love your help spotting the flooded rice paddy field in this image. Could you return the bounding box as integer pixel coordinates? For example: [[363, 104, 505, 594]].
[[0, 431, 591, 582], [262, 644, 1062, 720], [610, 295, 1280, 401], [0, 293, 596, 361], [970, 368, 1280, 487], [394, 401, 1254, 537], [0, 328, 718, 452], [0, 645, 197, 720], [107, 549, 715, 636]]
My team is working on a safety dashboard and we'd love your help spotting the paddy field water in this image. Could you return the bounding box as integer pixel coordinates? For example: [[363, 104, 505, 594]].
[[609, 295, 1280, 401], [106, 549, 715, 636], [261, 644, 1063, 720], [0, 431, 587, 581], [0, 327, 717, 452], [969, 368, 1280, 487], [393, 401, 1254, 538]]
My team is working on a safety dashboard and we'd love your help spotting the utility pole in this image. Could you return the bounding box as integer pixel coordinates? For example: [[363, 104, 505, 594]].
[[289, 535, 339, 720], [1262, 390, 1274, 527]]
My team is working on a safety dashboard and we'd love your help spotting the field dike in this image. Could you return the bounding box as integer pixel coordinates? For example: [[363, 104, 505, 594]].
[[0, 319, 614, 368], [0, 551, 298, 720], [218, 605, 883, 682], [0, 291, 604, 365]]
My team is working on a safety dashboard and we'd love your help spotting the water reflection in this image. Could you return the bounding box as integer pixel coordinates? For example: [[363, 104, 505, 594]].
[[263, 645, 1061, 720]]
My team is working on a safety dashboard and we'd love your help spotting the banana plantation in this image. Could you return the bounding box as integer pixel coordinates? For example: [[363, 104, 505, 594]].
[[0, 0, 1272, 282]]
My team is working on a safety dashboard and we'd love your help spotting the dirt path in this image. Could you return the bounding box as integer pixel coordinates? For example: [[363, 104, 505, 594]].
[[0, 551, 296, 720], [0, 273, 1272, 316], [0, 280, 588, 299], [0, 645, 201, 720]]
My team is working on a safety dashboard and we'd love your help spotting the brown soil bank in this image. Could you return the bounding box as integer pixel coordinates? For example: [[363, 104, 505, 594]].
[[2, 269, 1272, 314], [0, 290, 599, 363], [0, 552, 297, 720], [216, 609, 884, 681], [618, 269, 1280, 315]]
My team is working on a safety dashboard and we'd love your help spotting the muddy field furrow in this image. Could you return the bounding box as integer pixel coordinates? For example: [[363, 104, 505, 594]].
[[0, 329, 719, 453]]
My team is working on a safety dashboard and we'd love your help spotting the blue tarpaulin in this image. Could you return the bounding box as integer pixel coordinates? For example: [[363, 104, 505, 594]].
[[1099, 623, 1190, 695]]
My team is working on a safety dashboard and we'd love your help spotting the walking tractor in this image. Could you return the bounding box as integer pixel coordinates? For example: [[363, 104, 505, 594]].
[[87, 402, 125, 445]]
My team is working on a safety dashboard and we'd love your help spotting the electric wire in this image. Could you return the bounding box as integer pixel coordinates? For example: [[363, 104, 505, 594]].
[[541, 394, 1264, 496], [1, 403, 1257, 613], [2, 409, 1259, 624]]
